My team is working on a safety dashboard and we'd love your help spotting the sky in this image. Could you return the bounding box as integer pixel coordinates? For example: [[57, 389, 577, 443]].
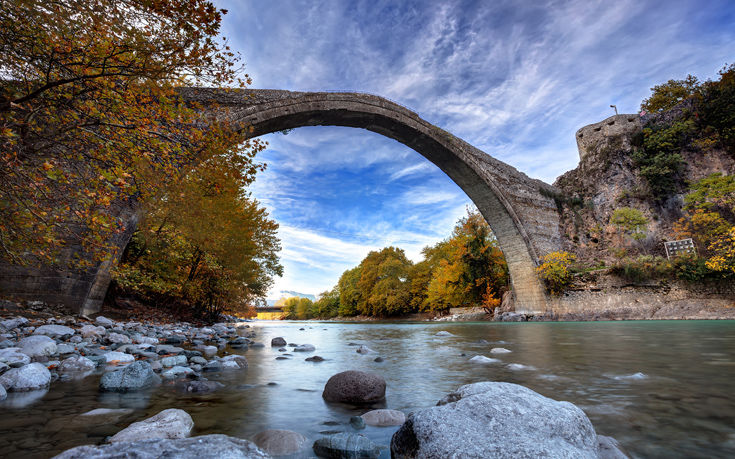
[[215, 0, 735, 299]]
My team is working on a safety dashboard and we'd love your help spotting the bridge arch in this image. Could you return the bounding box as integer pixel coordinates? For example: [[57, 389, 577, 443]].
[[182, 88, 563, 313]]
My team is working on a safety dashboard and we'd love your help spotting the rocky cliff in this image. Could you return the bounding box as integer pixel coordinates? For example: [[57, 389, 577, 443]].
[[553, 107, 735, 265]]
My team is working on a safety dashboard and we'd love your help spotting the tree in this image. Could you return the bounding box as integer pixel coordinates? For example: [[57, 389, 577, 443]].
[[611, 207, 649, 242], [113, 134, 282, 319], [0, 0, 248, 266], [684, 173, 735, 218], [312, 287, 340, 318], [640, 75, 700, 113], [424, 209, 508, 313], [356, 247, 412, 316], [337, 266, 362, 316]]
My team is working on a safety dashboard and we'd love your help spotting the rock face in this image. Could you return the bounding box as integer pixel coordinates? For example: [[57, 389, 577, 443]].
[[313, 433, 380, 459], [322, 370, 386, 404], [109, 409, 194, 443], [252, 429, 307, 456], [390, 382, 600, 458], [99, 361, 160, 392], [52, 434, 269, 459], [18, 335, 57, 357], [0, 362, 51, 391], [361, 409, 406, 426]]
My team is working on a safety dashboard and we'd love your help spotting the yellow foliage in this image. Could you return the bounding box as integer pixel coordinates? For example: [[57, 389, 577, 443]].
[[536, 251, 576, 295]]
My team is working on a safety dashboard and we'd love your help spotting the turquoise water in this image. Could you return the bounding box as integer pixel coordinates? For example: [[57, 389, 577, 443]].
[[1, 320, 734, 458]]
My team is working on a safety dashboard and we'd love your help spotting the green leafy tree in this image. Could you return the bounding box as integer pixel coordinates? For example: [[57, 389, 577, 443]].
[[312, 287, 340, 318], [611, 207, 649, 242], [337, 266, 362, 316]]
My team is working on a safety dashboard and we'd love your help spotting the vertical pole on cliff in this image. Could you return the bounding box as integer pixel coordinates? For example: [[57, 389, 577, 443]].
[[610, 104, 618, 115]]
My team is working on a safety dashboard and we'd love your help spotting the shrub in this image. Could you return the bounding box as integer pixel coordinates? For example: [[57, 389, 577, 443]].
[[536, 251, 576, 295], [611, 255, 672, 283]]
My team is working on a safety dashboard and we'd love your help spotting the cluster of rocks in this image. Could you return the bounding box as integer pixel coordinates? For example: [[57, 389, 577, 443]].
[[0, 313, 258, 400], [49, 372, 625, 459]]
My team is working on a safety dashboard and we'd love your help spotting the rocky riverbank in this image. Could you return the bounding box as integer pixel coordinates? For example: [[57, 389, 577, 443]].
[[0, 301, 634, 458]]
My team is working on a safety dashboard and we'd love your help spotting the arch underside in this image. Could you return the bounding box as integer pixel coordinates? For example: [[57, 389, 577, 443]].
[[210, 90, 562, 313]]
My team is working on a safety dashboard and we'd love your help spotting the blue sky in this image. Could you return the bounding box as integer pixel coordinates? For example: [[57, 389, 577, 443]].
[[215, 0, 734, 299]]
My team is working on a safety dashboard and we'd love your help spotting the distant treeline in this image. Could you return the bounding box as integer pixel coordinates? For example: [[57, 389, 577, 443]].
[[281, 209, 509, 319]]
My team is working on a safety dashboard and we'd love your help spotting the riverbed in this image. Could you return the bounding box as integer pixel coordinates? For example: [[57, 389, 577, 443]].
[[2, 320, 734, 458]]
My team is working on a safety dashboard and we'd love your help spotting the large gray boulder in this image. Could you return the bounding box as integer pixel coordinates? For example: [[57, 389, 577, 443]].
[[313, 433, 380, 459], [110, 409, 194, 443], [390, 382, 601, 458], [0, 383, 6, 400], [0, 317, 28, 331], [99, 361, 160, 392], [33, 324, 75, 338], [322, 370, 386, 404], [52, 434, 269, 458], [253, 429, 307, 456], [270, 337, 287, 347], [18, 335, 57, 358], [0, 362, 51, 391]]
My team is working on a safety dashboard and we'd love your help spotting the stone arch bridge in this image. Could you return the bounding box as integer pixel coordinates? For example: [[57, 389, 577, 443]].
[[0, 89, 563, 315]]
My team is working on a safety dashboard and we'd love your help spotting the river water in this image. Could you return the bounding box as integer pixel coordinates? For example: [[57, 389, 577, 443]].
[[1, 320, 735, 458]]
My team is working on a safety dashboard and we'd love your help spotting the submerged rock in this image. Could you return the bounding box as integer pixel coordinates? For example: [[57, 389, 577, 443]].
[[306, 356, 325, 362], [253, 429, 307, 456], [469, 355, 499, 364], [322, 370, 386, 404], [110, 409, 194, 443], [313, 433, 380, 459], [361, 409, 406, 426], [391, 382, 601, 458], [52, 434, 269, 459], [99, 361, 160, 392], [349, 416, 366, 430], [294, 344, 316, 352], [490, 347, 512, 354], [176, 380, 224, 394], [0, 362, 51, 391]]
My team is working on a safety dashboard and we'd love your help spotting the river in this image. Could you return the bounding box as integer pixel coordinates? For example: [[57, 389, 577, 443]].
[[1, 320, 734, 458]]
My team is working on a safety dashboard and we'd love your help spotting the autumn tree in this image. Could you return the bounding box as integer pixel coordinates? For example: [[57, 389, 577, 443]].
[[640, 75, 700, 113], [114, 144, 282, 320], [425, 210, 508, 312], [0, 0, 248, 266]]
